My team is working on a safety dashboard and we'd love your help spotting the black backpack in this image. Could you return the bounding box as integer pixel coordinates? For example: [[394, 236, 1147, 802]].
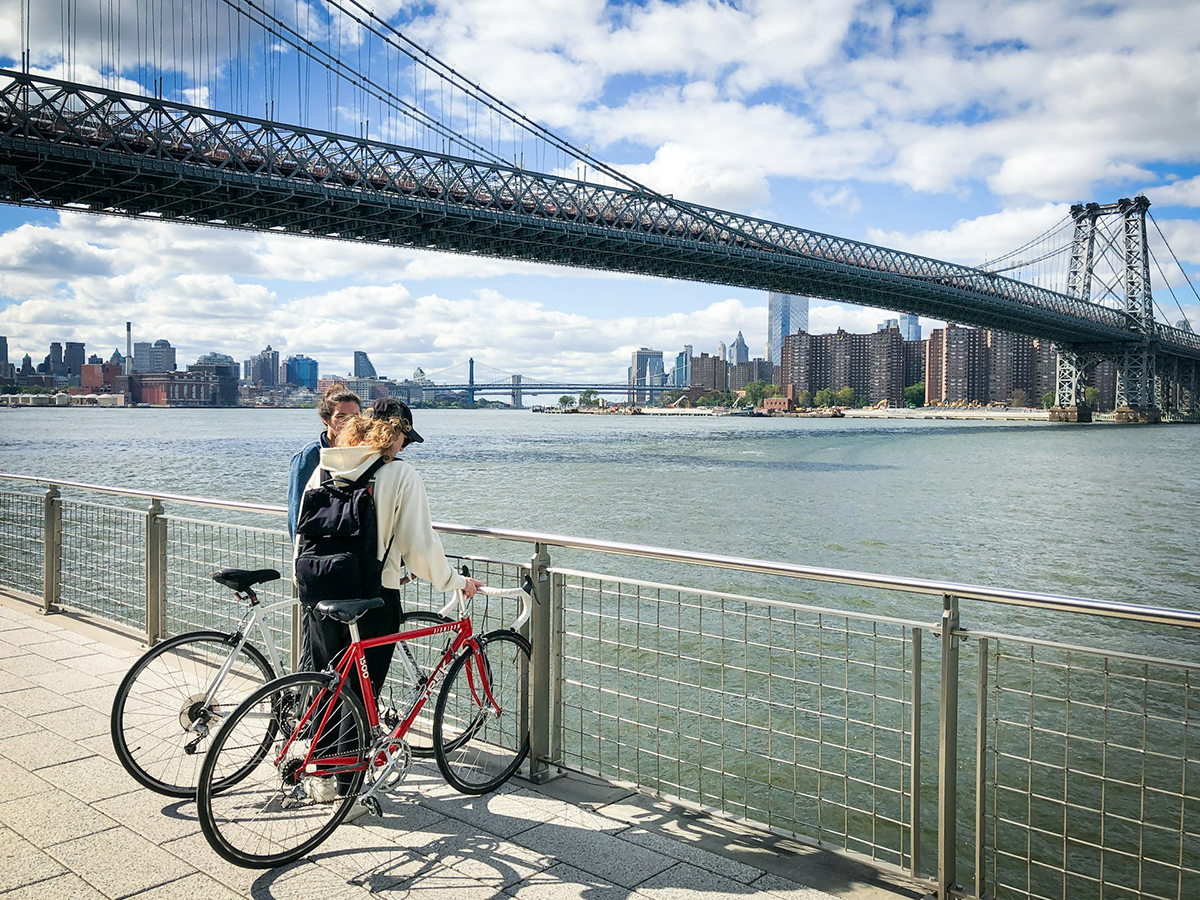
[[294, 457, 392, 604]]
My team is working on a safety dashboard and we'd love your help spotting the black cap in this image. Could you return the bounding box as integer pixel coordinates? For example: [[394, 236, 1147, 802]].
[[369, 397, 424, 444]]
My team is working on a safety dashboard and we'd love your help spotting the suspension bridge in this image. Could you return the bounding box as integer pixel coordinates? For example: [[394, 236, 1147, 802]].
[[406, 358, 669, 408], [1, 1, 1198, 419]]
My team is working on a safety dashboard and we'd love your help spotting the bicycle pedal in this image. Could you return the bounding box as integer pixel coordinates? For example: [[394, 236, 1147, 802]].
[[362, 795, 382, 817]]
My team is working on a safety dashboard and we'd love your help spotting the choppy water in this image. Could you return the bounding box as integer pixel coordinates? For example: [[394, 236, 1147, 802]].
[[2, 406, 1196, 611]]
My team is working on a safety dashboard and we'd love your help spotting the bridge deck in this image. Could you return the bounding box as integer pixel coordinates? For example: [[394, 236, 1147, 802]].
[[0, 589, 915, 900]]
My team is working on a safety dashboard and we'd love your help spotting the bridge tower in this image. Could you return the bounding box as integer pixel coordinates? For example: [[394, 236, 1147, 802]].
[[1054, 196, 1159, 422], [511, 374, 523, 409], [467, 358, 476, 409]]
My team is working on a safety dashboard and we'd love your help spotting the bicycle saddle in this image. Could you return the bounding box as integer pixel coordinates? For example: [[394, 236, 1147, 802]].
[[314, 596, 385, 623], [211, 568, 282, 592]]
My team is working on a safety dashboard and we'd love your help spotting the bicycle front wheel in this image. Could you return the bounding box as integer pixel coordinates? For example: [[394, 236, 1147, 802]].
[[433, 630, 531, 795], [111, 630, 275, 797], [197, 673, 368, 869]]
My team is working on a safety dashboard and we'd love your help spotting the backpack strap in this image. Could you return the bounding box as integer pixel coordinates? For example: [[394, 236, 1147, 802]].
[[350, 456, 389, 489]]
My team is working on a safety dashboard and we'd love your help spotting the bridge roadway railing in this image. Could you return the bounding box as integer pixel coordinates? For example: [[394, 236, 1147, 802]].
[[2, 472, 1198, 900]]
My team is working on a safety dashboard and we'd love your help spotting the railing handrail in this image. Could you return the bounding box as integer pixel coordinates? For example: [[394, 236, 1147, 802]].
[[5, 470, 1200, 631]]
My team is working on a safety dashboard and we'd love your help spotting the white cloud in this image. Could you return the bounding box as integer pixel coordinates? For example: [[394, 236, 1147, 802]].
[[811, 186, 861, 215], [866, 204, 1071, 266]]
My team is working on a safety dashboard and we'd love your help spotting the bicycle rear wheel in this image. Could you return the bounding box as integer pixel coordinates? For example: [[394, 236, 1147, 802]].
[[197, 673, 368, 869], [385, 610, 452, 758], [110, 630, 275, 797], [433, 630, 531, 795]]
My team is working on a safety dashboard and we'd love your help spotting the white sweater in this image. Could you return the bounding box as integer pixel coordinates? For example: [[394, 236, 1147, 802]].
[[300, 446, 467, 594]]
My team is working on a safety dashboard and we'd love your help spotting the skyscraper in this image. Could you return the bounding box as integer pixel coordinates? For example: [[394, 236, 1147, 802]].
[[628, 348, 664, 403], [353, 351, 377, 378], [767, 292, 810, 367], [730, 331, 749, 366], [286, 354, 320, 390], [673, 345, 693, 387], [899, 314, 922, 342], [64, 341, 85, 378]]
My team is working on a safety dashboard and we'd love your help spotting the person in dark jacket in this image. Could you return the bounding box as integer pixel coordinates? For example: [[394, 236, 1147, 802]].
[[287, 384, 361, 541]]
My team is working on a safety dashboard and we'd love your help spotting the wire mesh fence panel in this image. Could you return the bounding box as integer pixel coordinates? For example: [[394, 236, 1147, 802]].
[[59, 500, 146, 629], [981, 638, 1200, 900], [164, 516, 295, 668], [553, 570, 922, 870], [0, 488, 45, 598]]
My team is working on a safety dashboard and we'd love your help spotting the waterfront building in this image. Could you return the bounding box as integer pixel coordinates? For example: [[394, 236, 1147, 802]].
[[353, 351, 377, 379], [80, 362, 124, 393], [903, 340, 926, 390], [129, 371, 230, 406], [1032, 340, 1057, 404], [925, 325, 987, 405], [900, 314, 921, 342], [133, 339, 177, 374], [689, 352, 728, 397], [244, 345, 280, 388], [986, 330, 1036, 405], [187, 356, 240, 406], [343, 377, 389, 402], [1088, 359, 1117, 412], [729, 358, 775, 392], [780, 328, 904, 407], [285, 354, 319, 390], [628, 348, 664, 404], [767, 291, 810, 367]]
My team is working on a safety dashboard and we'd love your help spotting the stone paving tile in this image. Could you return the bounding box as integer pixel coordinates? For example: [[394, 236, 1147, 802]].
[[161, 830, 308, 897], [0, 871, 108, 899], [0, 725, 97, 770], [752, 871, 871, 900], [331, 845, 503, 899], [31, 702, 112, 741], [1, 685, 78, 717], [79, 731, 120, 762], [125, 871, 246, 900], [0, 652, 63, 679], [0, 707, 39, 740], [0, 788, 120, 847], [502, 862, 632, 900], [517, 820, 676, 889], [36, 752, 137, 804], [72, 651, 139, 677], [47, 825, 196, 898], [620, 826, 767, 882], [65, 684, 119, 714], [93, 790, 202, 845], [27, 665, 109, 694], [0, 671, 35, 695], [506, 786, 633, 834], [422, 825, 558, 890], [1, 626, 59, 646], [30, 637, 101, 663], [416, 782, 560, 839], [0, 825, 70, 891], [0, 754, 56, 802], [637, 860, 778, 900]]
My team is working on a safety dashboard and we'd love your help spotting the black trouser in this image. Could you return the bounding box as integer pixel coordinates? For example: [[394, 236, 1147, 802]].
[[303, 588, 402, 792]]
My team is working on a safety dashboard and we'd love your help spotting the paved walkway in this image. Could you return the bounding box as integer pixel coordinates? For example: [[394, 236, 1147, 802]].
[[0, 590, 919, 900]]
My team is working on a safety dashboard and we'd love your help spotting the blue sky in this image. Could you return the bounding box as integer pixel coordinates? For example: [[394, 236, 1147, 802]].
[[1, 0, 1198, 383]]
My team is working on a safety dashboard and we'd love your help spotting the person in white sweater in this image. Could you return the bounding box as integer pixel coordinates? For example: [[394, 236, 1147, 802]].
[[300, 397, 482, 699]]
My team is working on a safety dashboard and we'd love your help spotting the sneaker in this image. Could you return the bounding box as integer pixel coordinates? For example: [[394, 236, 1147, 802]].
[[342, 799, 371, 825], [303, 777, 337, 803]]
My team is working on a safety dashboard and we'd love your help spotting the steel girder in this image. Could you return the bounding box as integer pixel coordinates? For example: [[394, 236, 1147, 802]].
[[4, 71, 1200, 360]]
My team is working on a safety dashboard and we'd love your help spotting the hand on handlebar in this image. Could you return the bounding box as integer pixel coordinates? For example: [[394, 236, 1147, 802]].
[[462, 577, 484, 599]]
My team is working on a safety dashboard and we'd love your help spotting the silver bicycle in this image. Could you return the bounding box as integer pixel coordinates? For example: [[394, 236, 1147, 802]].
[[110, 567, 449, 797]]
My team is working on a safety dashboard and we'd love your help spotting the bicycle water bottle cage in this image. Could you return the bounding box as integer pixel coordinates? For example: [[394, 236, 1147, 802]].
[[314, 596, 385, 624], [211, 568, 282, 592]]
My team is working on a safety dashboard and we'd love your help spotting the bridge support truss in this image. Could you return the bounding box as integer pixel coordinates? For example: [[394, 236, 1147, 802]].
[[1054, 196, 1169, 422]]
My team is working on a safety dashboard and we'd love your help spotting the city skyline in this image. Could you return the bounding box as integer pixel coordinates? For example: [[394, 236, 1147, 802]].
[[0, 2, 1197, 384]]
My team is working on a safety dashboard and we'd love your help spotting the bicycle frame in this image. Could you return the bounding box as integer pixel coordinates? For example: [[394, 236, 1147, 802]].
[[273, 613, 498, 781], [195, 592, 290, 716]]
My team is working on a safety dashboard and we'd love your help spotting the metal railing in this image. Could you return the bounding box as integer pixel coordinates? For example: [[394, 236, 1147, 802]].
[[2, 471, 1198, 900]]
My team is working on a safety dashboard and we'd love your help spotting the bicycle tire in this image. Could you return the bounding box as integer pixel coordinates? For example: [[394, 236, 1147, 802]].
[[386, 610, 452, 759], [197, 672, 368, 869], [110, 630, 275, 797], [433, 630, 531, 795]]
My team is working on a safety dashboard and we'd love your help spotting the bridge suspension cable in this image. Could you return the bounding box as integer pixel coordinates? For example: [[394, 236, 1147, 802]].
[[1149, 211, 1198, 332]]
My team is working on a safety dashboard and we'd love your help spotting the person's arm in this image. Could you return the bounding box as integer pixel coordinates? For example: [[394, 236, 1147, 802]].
[[387, 466, 467, 594]]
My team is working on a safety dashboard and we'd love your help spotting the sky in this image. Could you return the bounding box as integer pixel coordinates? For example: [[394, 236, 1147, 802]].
[[1, 0, 1199, 384]]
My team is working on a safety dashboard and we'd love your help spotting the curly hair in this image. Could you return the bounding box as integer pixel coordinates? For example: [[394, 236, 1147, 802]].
[[335, 415, 406, 460], [316, 384, 362, 423]]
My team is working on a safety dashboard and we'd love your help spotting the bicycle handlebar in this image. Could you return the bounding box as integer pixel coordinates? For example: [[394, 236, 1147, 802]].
[[437, 579, 535, 632]]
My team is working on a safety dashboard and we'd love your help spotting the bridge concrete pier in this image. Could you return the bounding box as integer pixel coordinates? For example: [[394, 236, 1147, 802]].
[[1113, 406, 1162, 424], [1049, 406, 1092, 423]]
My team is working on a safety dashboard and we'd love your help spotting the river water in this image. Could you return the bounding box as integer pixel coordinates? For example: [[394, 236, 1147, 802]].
[[1, 406, 1196, 612]]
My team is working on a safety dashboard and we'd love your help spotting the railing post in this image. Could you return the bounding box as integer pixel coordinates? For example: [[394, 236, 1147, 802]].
[[910, 626, 922, 880], [975, 637, 989, 899], [527, 541, 557, 782], [42, 485, 61, 614], [937, 593, 961, 899], [145, 498, 167, 646]]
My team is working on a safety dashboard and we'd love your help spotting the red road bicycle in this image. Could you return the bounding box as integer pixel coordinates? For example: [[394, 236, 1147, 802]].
[[196, 578, 533, 868]]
